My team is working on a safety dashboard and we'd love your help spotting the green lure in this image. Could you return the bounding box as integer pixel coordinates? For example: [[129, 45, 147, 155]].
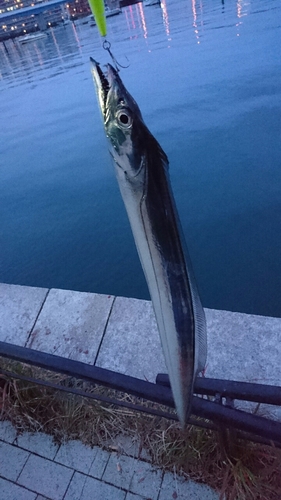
[[88, 0, 107, 37]]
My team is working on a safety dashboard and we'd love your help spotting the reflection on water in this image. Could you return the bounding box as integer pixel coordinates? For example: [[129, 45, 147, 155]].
[[161, 0, 170, 41], [0, 0, 281, 317], [191, 0, 201, 44], [1, 0, 278, 85], [237, 0, 249, 19], [138, 4, 148, 40], [0, 26, 82, 85], [0, 0, 260, 84]]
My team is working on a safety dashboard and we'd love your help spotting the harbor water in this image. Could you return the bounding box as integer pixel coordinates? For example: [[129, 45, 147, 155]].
[[0, 0, 280, 317]]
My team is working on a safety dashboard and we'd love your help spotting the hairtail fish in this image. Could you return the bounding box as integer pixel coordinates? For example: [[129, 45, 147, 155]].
[[90, 59, 207, 426]]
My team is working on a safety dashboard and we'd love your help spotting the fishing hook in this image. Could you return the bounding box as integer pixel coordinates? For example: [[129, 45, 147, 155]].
[[102, 39, 129, 71]]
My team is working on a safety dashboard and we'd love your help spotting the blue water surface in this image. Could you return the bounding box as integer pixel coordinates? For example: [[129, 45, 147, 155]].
[[0, 0, 280, 317]]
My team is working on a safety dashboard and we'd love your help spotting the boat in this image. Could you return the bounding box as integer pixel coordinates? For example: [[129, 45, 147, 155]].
[[76, 14, 93, 24], [17, 32, 47, 44], [89, 6, 121, 26], [143, 0, 161, 5], [104, 6, 122, 17], [79, 7, 121, 27]]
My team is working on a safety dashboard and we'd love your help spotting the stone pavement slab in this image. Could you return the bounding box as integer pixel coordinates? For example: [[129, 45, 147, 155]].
[[54, 439, 97, 474], [80, 475, 127, 500], [205, 308, 281, 419], [129, 459, 163, 498], [88, 447, 110, 479], [0, 441, 29, 481], [63, 472, 87, 500], [205, 308, 281, 385], [102, 453, 136, 490], [96, 296, 166, 382], [15, 431, 59, 460], [26, 288, 114, 364], [64, 472, 126, 500], [0, 283, 48, 345], [0, 477, 37, 500], [17, 453, 73, 500], [159, 471, 219, 500]]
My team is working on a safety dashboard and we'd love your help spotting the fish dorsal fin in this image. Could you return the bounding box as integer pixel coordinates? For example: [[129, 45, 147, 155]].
[[145, 128, 169, 173]]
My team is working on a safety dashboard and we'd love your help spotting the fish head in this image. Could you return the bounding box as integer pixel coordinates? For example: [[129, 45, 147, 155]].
[[90, 58, 153, 184]]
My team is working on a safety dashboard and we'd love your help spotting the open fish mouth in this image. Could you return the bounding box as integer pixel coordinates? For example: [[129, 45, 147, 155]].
[[90, 57, 116, 118]]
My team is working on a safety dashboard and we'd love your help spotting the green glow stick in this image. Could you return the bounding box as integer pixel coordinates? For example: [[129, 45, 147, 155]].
[[88, 0, 107, 37]]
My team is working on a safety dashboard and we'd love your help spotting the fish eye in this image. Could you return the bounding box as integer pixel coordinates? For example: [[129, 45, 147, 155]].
[[116, 109, 132, 128]]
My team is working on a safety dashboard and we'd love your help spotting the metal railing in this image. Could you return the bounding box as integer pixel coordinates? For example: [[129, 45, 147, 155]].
[[0, 340, 280, 448]]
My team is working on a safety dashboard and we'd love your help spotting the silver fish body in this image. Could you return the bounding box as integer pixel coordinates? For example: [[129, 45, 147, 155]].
[[90, 59, 207, 426]]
